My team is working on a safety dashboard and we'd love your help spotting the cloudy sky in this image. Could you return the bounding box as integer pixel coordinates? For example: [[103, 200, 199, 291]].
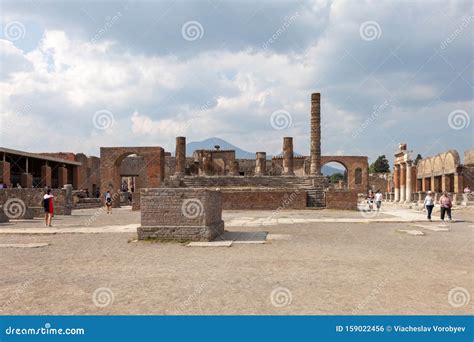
[[0, 0, 472, 165]]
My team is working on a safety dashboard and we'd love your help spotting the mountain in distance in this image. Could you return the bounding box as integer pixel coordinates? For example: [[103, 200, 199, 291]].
[[186, 137, 344, 175]]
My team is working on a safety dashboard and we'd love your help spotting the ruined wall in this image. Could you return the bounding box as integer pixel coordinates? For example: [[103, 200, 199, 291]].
[[325, 190, 358, 210], [0, 188, 72, 216], [464, 149, 474, 166], [221, 189, 306, 210], [271, 157, 306, 176], [369, 173, 389, 192]]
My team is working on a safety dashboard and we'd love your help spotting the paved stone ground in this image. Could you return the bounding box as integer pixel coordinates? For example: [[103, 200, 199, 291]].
[[0, 206, 472, 315]]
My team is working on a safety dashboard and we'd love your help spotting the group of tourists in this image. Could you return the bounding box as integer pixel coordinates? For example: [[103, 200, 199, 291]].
[[423, 191, 453, 222], [366, 189, 383, 211]]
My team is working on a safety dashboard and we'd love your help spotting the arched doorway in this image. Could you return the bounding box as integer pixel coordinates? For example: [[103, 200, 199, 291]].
[[321, 156, 369, 192], [100, 147, 165, 207], [321, 161, 348, 189]]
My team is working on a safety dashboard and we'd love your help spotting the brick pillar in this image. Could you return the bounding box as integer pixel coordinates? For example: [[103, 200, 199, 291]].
[[430, 176, 435, 193], [282, 137, 294, 176], [255, 152, 266, 176], [405, 163, 412, 202], [394, 164, 400, 202], [310, 92, 321, 175], [41, 165, 52, 187], [399, 163, 406, 202], [0, 161, 11, 187], [20, 173, 33, 188], [175, 136, 186, 176], [58, 166, 68, 188]]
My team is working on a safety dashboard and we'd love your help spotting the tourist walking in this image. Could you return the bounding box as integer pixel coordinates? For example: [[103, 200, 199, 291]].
[[367, 190, 375, 211], [374, 189, 383, 211], [43, 189, 54, 227], [439, 192, 453, 222], [423, 191, 434, 222], [104, 190, 112, 214]]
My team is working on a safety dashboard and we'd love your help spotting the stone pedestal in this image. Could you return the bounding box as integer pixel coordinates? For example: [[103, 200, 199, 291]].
[[138, 188, 224, 241], [20, 173, 33, 188], [63, 184, 73, 215], [0, 161, 11, 187], [41, 165, 52, 188], [175, 136, 186, 176], [310, 92, 321, 175], [58, 166, 68, 188], [282, 137, 294, 176], [255, 152, 266, 176]]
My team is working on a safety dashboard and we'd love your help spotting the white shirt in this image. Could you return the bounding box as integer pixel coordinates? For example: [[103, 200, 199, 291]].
[[424, 196, 434, 206], [374, 193, 383, 201]]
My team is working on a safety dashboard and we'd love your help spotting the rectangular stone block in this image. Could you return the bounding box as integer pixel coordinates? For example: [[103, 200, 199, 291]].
[[41, 165, 52, 187], [137, 188, 224, 241], [0, 161, 11, 187], [20, 173, 33, 188]]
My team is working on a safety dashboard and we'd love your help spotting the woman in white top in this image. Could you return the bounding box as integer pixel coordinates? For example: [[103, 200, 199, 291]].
[[423, 191, 434, 222]]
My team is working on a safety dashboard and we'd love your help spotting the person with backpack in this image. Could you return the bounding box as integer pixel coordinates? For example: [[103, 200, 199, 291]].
[[43, 189, 54, 226], [104, 190, 112, 214]]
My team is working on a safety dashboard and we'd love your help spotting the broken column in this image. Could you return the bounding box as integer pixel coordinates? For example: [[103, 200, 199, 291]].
[[310, 92, 322, 175], [282, 137, 294, 176], [0, 161, 11, 187], [20, 173, 33, 188], [255, 152, 266, 176], [175, 136, 186, 176]]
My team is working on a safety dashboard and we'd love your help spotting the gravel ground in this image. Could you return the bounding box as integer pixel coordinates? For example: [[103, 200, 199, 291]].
[[0, 207, 472, 315]]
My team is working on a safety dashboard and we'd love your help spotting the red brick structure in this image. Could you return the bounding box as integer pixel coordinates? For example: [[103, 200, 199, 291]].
[[221, 189, 306, 210], [320, 156, 368, 193], [325, 190, 358, 210], [100, 147, 165, 207]]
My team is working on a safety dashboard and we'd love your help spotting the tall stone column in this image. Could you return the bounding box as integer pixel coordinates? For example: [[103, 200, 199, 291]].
[[310, 93, 321, 175], [405, 162, 412, 202], [41, 165, 52, 188], [399, 163, 406, 202], [282, 137, 294, 176], [255, 152, 266, 176], [175, 136, 186, 176], [58, 166, 68, 188], [394, 164, 400, 202]]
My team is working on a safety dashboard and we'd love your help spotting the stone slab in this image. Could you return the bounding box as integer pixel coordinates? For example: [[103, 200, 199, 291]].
[[0, 243, 49, 248], [186, 241, 233, 247], [267, 234, 292, 240], [398, 229, 425, 236]]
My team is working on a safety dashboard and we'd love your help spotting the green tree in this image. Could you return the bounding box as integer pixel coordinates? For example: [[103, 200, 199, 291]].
[[369, 155, 390, 173], [414, 154, 422, 165], [330, 172, 345, 183]]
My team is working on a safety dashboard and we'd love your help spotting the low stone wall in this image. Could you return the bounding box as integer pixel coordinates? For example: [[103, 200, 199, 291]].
[[132, 192, 140, 211], [138, 188, 224, 241], [221, 188, 306, 210], [326, 190, 358, 210], [0, 187, 72, 218]]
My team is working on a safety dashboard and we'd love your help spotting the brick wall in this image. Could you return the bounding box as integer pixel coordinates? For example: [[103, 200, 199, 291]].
[[325, 190, 358, 210], [221, 189, 306, 210], [138, 188, 224, 241], [0, 188, 72, 217]]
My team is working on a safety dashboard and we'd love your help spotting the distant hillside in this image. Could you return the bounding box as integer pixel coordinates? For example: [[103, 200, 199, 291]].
[[186, 137, 255, 159], [186, 137, 345, 175]]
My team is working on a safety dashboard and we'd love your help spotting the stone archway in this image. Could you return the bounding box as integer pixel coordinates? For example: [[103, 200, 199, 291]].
[[321, 156, 368, 193], [100, 147, 165, 207]]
